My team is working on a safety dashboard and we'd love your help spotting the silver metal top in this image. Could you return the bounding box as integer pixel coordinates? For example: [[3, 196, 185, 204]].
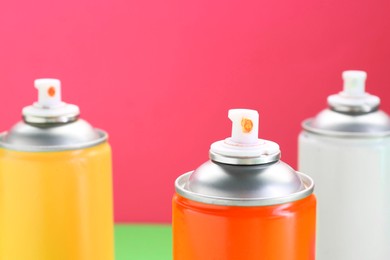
[[329, 103, 379, 114], [0, 119, 107, 152], [23, 112, 80, 124], [303, 109, 390, 137], [175, 160, 314, 206], [209, 150, 281, 165]]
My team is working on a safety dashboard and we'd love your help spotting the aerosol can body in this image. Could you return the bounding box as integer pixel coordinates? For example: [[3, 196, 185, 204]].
[[0, 79, 114, 260], [299, 71, 390, 260], [173, 109, 316, 260]]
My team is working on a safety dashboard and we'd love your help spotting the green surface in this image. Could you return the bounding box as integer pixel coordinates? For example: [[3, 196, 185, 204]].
[[114, 224, 172, 260]]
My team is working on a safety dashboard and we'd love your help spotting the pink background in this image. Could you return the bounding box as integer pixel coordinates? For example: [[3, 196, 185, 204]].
[[0, 0, 390, 223]]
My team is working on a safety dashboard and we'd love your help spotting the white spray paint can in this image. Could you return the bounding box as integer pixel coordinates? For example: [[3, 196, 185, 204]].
[[299, 70, 390, 260]]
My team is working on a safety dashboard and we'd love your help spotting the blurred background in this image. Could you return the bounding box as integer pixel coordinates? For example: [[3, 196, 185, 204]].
[[0, 0, 389, 224]]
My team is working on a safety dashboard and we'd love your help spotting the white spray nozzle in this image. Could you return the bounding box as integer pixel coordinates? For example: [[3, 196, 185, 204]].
[[327, 70, 379, 112], [22, 78, 80, 123], [209, 109, 280, 163], [34, 78, 62, 108], [228, 109, 259, 144], [342, 70, 367, 97]]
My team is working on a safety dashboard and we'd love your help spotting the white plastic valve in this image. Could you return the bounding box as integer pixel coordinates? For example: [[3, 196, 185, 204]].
[[327, 70, 380, 110], [228, 109, 259, 144], [341, 70, 367, 97], [35, 78, 62, 108], [210, 109, 280, 159], [22, 78, 80, 122]]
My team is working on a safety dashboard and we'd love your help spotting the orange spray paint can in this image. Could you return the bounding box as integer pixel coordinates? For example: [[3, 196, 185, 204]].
[[0, 79, 113, 260], [173, 109, 316, 260]]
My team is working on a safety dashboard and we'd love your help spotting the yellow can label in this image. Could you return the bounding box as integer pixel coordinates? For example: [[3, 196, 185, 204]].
[[0, 143, 114, 260]]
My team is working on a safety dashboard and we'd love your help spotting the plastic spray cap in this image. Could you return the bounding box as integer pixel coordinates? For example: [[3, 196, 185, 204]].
[[210, 109, 280, 165], [328, 70, 380, 113], [228, 109, 259, 144], [34, 78, 62, 108], [341, 70, 367, 97], [22, 78, 80, 124]]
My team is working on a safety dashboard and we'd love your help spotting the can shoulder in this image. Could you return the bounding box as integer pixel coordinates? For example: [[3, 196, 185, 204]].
[[0, 119, 108, 152], [302, 109, 390, 137], [175, 160, 314, 206]]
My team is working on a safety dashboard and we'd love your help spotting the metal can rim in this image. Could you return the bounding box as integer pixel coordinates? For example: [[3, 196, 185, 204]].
[[0, 129, 108, 152], [209, 150, 281, 165], [22, 113, 80, 125], [302, 119, 390, 138], [329, 104, 379, 114], [175, 171, 314, 206]]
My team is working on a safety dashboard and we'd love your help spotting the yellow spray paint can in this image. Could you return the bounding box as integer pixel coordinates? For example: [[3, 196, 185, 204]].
[[0, 79, 114, 260]]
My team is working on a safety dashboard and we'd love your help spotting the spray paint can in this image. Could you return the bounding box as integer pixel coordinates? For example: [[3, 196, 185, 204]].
[[0, 79, 114, 260], [173, 109, 316, 260], [299, 70, 390, 260]]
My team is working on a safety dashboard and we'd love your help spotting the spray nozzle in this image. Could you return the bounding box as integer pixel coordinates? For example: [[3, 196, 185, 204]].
[[327, 70, 380, 113], [34, 78, 63, 108], [22, 78, 80, 124], [209, 109, 280, 165], [341, 70, 367, 97], [228, 109, 259, 144]]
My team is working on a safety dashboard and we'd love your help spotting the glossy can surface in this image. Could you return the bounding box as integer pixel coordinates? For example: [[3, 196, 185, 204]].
[[0, 142, 114, 260], [0, 79, 114, 260], [173, 109, 316, 260], [299, 132, 390, 260], [173, 193, 316, 260], [299, 71, 390, 260]]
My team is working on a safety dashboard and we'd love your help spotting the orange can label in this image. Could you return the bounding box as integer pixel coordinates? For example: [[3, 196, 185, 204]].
[[173, 194, 316, 260]]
